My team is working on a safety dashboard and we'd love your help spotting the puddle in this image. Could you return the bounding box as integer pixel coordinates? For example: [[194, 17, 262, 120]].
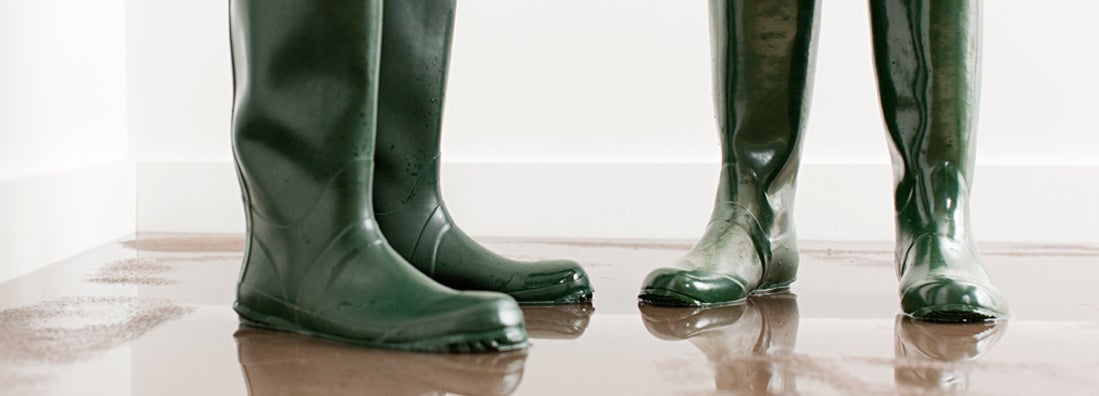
[[0, 296, 194, 365], [86, 258, 176, 286], [85, 255, 241, 286], [236, 327, 527, 396]]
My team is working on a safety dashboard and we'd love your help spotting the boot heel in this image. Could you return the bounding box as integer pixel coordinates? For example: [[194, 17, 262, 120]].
[[758, 232, 799, 292]]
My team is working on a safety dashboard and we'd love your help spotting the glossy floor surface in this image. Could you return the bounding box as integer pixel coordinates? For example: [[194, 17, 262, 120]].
[[1, 235, 1097, 395]]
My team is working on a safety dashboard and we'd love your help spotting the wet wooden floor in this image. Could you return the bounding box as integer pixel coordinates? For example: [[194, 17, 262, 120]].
[[1, 235, 1097, 395]]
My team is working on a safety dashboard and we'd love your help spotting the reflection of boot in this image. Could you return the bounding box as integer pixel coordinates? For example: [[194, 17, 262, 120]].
[[894, 316, 1007, 393], [521, 303, 594, 340], [641, 304, 746, 340], [235, 328, 527, 396], [870, 0, 1009, 321], [639, 0, 820, 306], [641, 294, 800, 394], [230, 0, 525, 351], [371, 0, 592, 305]]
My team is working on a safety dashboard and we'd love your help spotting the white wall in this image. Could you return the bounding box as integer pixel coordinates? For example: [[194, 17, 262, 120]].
[[122, 0, 1099, 245], [0, 0, 135, 284], [0, 0, 1094, 282], [444, 1, 1099, 166], [0, 0, 129, 179], [126, 0, 233, 163]]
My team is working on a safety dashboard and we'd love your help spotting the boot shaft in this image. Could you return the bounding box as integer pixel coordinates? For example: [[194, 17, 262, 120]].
[[707, 0, 819, 232], [372, 0, 458, 257], [230, 0, 385, 296], [231, 0, 384, 227], [373, 0, 457, 213], [871, 0, 982, 242]]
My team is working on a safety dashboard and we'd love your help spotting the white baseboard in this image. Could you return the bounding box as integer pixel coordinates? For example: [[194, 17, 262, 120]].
[[0, 161, 136, 284], [135, 161, 1099, 245]]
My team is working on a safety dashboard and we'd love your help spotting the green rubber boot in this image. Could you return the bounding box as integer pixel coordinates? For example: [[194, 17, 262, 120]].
[[372, 0, 592, 305], [871, 0, 1009, 322], [639, 0, 820, 306], [230, 0, 526, 352]]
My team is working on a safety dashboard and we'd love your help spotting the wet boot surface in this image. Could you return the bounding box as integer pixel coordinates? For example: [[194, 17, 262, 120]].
[[372, 0, 593, 306]]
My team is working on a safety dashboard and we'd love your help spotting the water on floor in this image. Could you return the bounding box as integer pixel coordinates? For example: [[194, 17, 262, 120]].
[[1, 235, 1097, 395]]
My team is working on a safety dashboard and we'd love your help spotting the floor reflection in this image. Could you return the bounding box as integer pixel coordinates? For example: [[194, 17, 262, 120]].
[[521, 303, 594, 340], [894, 316, 1008, 394], [7, 236, 1083, 394], [640, 294, 800, 394], [234, 303, 595, 396], [235, 328, 527, 396], [639, 294, 1010, 394]]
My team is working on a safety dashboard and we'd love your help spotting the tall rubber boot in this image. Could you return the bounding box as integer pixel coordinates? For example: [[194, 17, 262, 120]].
[[234, 328, 528, 395], [372, 0, 593, 305], [231, 0, 526, 352], [640, 295, 801, 394], [639, 0, 820, 306], [893, 316, 1006, 392], [870, 0, 1009, 322]]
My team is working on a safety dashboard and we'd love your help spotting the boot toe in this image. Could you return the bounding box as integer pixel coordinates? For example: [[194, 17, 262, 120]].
[[404, 291, 528, 352], [901, 277, 1009, 322], [638, 268, 749, 307], [502, 259, 594, 305]]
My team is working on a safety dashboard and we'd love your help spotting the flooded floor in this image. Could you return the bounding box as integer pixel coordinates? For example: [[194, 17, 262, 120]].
[[1, 235, 1097, 395]]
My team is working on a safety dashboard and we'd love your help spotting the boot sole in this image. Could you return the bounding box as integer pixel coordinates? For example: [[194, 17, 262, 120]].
[[234, 302, 528, 353], [512, 278, 594, 306], [906, 304, 1004, 323], [638, 282, 794, 307]]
